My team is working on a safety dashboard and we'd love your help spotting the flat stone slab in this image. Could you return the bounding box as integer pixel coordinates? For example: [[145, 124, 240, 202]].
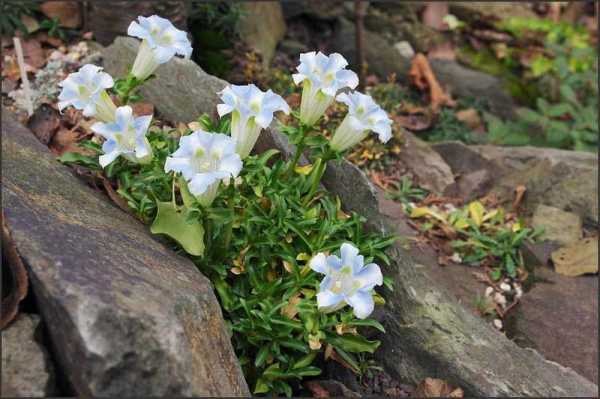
[[1, 314, 56, 397], [102, 37, 228, 124], [1, 110, 249, 397], [532, 205, 582, 246]]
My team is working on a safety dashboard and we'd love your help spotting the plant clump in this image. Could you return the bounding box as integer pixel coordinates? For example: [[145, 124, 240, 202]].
[[56, 14, 396, 396]]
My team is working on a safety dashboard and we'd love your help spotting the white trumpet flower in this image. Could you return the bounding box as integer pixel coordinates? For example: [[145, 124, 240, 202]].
[[309, 243, 383, 319], [127, 15, 193, 81], [57, 64, 116, 122], [91, 106, 153, 168], [292, 51, 358, 126], [164, 131, 242, 206], [329, 91, 392, 152], [217, 84, 290, 159]]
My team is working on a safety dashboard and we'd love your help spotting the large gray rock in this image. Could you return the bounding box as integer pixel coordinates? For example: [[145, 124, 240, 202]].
[[329, 18, 515, 119], [433, 141, 598, 222], [237, 2, 286, 66], [397, 131, 455, 194], [1, 314, 56, 397], [531, 205, 582, 246], [2, 111, 249, 397], [102, 37, 228, 124]]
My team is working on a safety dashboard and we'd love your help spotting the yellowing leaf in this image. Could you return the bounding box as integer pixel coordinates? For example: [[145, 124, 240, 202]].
[[512, 222, 522, 232], [295, 164, 313, 175], [468, 201, 485, 226], [150, 202, 204, 256], [410, 207, 432, 218], [482, 209, 499, 222], [296, 252, 311, 261], [283, 260, 294, 273], [453, 217, 470, 230]]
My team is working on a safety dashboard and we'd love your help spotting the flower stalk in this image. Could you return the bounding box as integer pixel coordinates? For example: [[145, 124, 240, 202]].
[[303, 148, 336, 205]]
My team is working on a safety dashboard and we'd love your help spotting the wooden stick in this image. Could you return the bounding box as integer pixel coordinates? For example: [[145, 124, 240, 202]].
[[13, 37, 33, 116]]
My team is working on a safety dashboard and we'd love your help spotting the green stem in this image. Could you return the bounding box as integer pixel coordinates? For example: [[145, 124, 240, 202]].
[[303, 149, 335, 206], [222, 179, 235, 254], [285, 124, 310, 177]]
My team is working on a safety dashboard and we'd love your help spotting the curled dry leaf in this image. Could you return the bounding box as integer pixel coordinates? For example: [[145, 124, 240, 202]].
[[455, 108, 483, 131], [394, 112, 432, 131], [49, 128, 80, 155], [409, 54, 456, 112], [20, 38, 46, 70], [130, 101, 154, 116], [27, 103, 61, 145], [40, 1, 82, 29], [414, 377, 464, 398], [1, 213, 29, 330]]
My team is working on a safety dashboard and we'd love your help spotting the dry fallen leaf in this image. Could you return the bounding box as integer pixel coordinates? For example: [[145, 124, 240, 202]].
[[304, 381, 330, 398], [40, 1, 82, 29], [20, 38, 46, 70], [131, 101, 154, 116], [1, 213, 29, 330], [551, 237, 598, 277], [27, 104, 61, 145], [455, 108, 483, 131], [414, 377, 464, 398], [281, 293, 301, 319], [409, 54, 456, 112], [49, 128, 80, 155], [394, 112, 432, 131]]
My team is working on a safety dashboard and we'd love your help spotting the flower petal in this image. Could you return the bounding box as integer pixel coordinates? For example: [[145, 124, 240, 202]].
[[153, 45, 177, 64], [309, 253, 328, 274], [188, 172, 220, 196], [355, 263, 383, 291], [164, 157, 195, 180], [340, 243, 359, 266], [99, 150, 122, 168], [316, 290, 344, 309], [346, 291, 375, 319]]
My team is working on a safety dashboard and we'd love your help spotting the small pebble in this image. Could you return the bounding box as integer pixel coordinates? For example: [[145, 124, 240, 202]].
[[485, 286, 494, 297], [493, 319, 503, 330], [494, 292, 507, 307], [450, 252, 462, 263], [515, 285, 523, 299], [499, 282, 511, 292]]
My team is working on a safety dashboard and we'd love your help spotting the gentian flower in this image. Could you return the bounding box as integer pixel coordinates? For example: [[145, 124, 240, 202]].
[[127, 15, 193, 80], [58, 64, 116, 122], [91, 106, 153, 167], [164, 131, 242, 206], [292, 51, 358, 126], [309, 243, 383, 319], [217, 84, 290, 158], [329, 91, 392, 152]]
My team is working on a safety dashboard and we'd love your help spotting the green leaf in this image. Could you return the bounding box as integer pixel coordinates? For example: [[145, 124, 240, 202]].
[[255, 345, 270, 367], [292, 352, 317, 369], [559, 84, 578, 105], [347, 319, 386, 333], [328, 334, 380, 353], [253, 378, 270, 394], [150, 201, 205, 256], [57, 152, 100, 169]]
